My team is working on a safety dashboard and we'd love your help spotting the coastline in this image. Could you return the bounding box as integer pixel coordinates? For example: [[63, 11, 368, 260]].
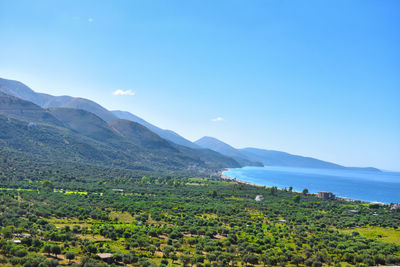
[[219, 168, 388, 205], [218, 169, 264, 188]]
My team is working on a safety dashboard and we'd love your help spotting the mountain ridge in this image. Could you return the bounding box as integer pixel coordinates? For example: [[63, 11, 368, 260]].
[[0, 77, 201, 149], [0, 77, 381, 172], [196, 136, 380, 171], [195, 136, 263, 167], [240, 147, 380, 171], [0, 93, 240, 173], [0, 77, 117, 121], [111, 110, 199, 149]]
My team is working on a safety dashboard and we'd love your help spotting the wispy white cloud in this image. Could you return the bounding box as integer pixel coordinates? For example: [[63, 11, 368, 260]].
[[88, 18, 94, 23], [113, 89, 135, 96], [211, 117, 224, 122]]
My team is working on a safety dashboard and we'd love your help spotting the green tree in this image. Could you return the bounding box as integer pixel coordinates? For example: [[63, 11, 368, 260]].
[[171, 253, 178, 263], [260, 254, 268, 266], [209, 189, 217, 198], [42, 180, 54, 191], [51, 245, 61, 258], [270, 186, 278, 195], [180, 254, 191, 266], [243, 254, 258, 266], [141, 176, 149, 184], [43, 245, 52, 256], [66, 252, 75, 263], [163, 245, 174, 257]]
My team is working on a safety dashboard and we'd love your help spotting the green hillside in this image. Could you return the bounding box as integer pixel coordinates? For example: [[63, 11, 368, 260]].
[[0, 93, 240, 174]]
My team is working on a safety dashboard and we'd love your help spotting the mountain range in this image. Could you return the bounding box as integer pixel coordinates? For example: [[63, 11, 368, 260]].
[[194, 137, 380, 171], [0, 77, 380, 173], [0, 78, 117, 121], [195, 136, 262, 167], [0, 91, 239, 173], [195, 136, 347, 169]]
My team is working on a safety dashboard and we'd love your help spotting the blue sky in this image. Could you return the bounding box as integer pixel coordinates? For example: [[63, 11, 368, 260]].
[[1, 0, 399, 171]]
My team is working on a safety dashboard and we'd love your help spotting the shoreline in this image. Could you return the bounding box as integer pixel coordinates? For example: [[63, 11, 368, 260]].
[[218, 168, 388, 206], [218, 169, 264, 188]]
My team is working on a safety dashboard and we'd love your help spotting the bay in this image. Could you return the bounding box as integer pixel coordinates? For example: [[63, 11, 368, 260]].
[[223, 166, 400, 204]]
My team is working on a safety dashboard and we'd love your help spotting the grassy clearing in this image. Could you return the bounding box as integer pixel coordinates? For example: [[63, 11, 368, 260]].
[[340, 226, 400, 245], [53, 189, 88, 195], [47, 217, 100, 229], [109, 211, 135, 223], [0, 188, 34, 191], [225, 196, 244, 201], [107, 240, 129, 253], [247, 208, 264, 219], [75, 234, 111, 242], [188, 177, 207, 182], [185, 182, 204, 186], [1, 187, 103, 196], [200, 213, 218, 219], [47, 217, 98, 224]]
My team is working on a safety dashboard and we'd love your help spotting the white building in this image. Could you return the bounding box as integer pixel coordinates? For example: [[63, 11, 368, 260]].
[[255, 195, 264, 202], [390, 203, 400, 210]]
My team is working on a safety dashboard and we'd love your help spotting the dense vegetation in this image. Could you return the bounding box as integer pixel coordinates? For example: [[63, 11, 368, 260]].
[[1, 174, 399, 267]]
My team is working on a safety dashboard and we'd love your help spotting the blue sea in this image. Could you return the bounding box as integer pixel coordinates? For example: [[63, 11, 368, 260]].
[[223, 166, 400, 204]]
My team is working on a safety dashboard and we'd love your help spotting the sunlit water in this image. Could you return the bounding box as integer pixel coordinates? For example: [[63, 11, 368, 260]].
[[223, 166, 400, 204]]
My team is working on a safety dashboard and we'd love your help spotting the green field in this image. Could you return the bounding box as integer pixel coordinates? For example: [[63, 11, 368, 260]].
[[340, 226, 400, 245]]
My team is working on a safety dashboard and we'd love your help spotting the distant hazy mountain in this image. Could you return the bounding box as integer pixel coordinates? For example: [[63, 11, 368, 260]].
[[239, 147, 345, 169], [195, 136, 263, 167], [194, 136, 380, 171], [240, 148, 380, 171], [112, 110, 200, 149], [0, 78, 117, 121]]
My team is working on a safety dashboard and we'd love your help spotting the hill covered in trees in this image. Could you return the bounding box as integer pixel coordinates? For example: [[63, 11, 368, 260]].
[[0, 78, 199, 149], [0, 93, 240, 174]]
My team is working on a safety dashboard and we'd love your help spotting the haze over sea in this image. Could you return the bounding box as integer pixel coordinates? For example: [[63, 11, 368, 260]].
[[223, 166, 400, 204]]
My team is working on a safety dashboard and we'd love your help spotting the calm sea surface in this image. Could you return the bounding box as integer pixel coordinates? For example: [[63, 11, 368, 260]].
[[223, 166, 400, 204]]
